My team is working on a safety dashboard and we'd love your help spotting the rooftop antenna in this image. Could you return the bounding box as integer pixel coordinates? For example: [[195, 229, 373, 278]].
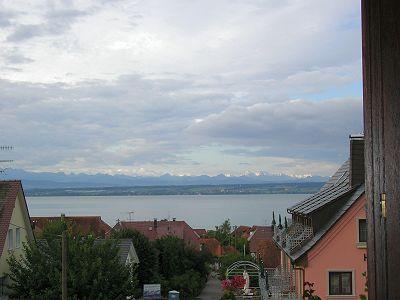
[[128, 211, 134, 221], [0, 146, 13, 174]]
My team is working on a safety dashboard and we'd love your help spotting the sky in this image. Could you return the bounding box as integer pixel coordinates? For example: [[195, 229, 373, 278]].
[[0, 0, 363, 177]]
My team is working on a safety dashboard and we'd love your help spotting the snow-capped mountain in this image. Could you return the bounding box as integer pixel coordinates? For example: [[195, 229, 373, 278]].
[[1, 168, 329, 190]]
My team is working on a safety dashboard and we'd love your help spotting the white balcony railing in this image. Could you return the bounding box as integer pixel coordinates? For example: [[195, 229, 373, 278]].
[[259, 266, 301, 299], [273, 222, 313, 254]]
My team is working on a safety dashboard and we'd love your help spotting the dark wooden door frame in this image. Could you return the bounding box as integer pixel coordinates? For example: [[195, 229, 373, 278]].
[[362, 0, 400, 299]]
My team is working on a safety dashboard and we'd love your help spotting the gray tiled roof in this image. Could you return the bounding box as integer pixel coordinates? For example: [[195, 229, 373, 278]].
[[288, 160, 352, 215], [289, 184, 365, 262], [94, 239, 138, 265], [117, 239, 137, 264]]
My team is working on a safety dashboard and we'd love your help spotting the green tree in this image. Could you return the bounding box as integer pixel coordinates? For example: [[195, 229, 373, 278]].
[[233, 236, 249, 254], [154, 236, 212, 298], [184, 247, 212, 279], [154, 236, 186, 278], [111, 228, 159, 288], [8, 221, 135, 299], [168, 270, 204, 299], [206, 219, 232, 246]]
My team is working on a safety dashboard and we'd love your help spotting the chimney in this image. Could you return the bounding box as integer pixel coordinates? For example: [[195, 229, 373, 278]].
[[349, 134, 365, 187]]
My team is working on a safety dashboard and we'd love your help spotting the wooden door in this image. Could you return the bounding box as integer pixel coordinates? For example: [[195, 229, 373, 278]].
[[362, 0, 400, 298]]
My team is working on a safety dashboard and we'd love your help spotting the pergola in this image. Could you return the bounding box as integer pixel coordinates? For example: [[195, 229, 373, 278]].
[[226, 260, 260, 287], [362, 0, 399, 299]]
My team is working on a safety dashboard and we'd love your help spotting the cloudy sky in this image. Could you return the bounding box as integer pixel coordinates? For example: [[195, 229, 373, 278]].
[[0, 0, 363, 177]]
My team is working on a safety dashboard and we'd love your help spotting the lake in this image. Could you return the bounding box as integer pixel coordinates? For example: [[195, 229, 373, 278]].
[[26, 194, 309, 229]]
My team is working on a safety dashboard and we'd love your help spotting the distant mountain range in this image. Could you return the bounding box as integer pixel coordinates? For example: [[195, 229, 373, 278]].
[[1, 169, 329, 190]]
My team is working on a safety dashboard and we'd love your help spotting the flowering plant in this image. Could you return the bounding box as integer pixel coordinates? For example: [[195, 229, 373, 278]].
[[303, 282, 321, 300], [221, 275, 246, 292]]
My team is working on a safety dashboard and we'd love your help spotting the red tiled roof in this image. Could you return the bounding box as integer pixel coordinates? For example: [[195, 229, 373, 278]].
[[32, 216, 112, 237], [222, 245, 239, 255], [115, 220, 200, 248], [200, 238, 222, 256], [248, 226, 274, 253], [233, 225, 252, 238], [194, 229, 207, 237], [0, 181, 33, 254]]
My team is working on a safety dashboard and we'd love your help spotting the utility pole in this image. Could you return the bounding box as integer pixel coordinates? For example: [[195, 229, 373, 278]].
[[61, 214, 67, 300], [233, 225, 237, 250]]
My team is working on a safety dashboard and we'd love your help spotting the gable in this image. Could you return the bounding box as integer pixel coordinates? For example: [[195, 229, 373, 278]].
[[307, 193, 366, 263], [15, 189, 35, 243], [0, 181, 34, 254], [280, 185, 365, 263]]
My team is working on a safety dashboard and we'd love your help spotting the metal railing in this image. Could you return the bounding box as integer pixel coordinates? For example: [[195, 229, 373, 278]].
[[259, 266, 300, 299], [273, 222, 313, 254]]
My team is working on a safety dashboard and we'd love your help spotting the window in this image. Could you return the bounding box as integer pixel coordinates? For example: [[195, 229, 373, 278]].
[[329, 272, 353, 295], [15, 228, 21, 248], [358, 219, 367, 243], [8, 229, 13, 250]]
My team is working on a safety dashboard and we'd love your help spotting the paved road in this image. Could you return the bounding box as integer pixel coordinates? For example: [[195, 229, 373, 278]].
[[197, 273, 223, 300]]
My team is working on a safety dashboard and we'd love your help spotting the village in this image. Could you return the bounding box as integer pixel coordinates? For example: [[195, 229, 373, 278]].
[[0, 0, 399, 299], [0, 136, 368, 299]]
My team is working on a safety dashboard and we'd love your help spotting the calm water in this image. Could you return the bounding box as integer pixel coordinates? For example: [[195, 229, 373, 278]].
[[26, 194, 309, 229]]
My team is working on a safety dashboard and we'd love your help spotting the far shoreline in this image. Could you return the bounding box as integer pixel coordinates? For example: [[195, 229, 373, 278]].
[[25, 182, 324, 197]]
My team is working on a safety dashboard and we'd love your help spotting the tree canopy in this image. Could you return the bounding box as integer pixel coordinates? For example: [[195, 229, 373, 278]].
[[112, 230, 212, 298], [8, 221, 136, 300], [154, 236, 211, 298], [111, 228, 159, 288]]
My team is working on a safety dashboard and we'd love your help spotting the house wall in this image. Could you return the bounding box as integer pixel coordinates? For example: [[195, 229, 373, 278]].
[[303, 194, 367, 300], [0, 191, 33, 277]]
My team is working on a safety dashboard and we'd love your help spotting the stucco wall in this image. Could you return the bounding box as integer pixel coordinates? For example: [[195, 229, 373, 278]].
[[0, 191, 33, 278], [304, 194, 367, 300]]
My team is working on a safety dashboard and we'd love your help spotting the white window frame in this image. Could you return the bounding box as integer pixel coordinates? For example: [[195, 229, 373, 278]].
[[356, 218, 367, 248], [8, 228, 13, 250], [326, 269, 355, 298], [15, 228, 21, 248]]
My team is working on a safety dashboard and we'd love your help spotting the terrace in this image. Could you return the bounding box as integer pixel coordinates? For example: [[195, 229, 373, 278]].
[[273, 219, 313, 255]]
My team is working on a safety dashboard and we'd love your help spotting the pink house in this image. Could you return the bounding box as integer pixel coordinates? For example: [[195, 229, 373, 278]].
[[273, 136, 367, 299]]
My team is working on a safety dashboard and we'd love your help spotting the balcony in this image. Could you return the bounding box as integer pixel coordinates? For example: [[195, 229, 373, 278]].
[[259, 266, 300, 299], [273, 221, 313, 254]]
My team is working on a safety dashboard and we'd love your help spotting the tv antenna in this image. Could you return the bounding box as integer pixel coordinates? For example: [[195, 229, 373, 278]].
[[0, 146, 13, 174], [128, 211, 134, 221]]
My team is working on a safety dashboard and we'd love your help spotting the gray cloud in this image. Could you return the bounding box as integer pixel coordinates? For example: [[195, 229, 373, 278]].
[[4, 52, 34, 64], [7, 8, 88, 42], [0, 72, 363, 175], [0, 74, 228, 172], [0, 0, 363, 176], [0, 10, 14, 27], [7, 24, 44, 42], [188, 98, 363, 161]]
